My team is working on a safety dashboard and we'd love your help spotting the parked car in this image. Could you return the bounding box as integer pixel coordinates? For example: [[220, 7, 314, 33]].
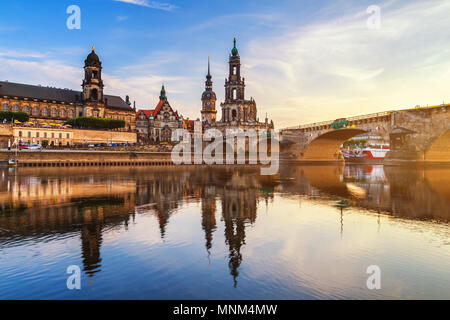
[[28, 144, 42, 150]]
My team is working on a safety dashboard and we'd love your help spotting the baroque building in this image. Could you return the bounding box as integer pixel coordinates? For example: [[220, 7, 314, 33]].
[[135, 85, 183, 143], [0, 47, 136, 131], [202, 38, 274, 132]]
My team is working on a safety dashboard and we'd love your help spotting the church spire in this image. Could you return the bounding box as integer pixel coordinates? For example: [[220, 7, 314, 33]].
[[201, 56, 217, 125], [205, 56, 212, 89], [231, 36, 239, 56]]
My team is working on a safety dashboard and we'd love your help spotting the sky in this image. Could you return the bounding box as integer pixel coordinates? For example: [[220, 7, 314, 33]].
[[0, 0, 450, 128]]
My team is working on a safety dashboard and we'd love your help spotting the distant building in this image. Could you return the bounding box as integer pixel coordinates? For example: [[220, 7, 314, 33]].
[[135, 86, 183, 143], [201, 38, 274, 132], [0, 47, 136, 132]]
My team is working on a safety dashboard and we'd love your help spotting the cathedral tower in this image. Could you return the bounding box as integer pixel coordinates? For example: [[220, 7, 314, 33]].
[[225, 37, 245, 102], [82, 46, 104, 103], [201, 56, 217, 125]]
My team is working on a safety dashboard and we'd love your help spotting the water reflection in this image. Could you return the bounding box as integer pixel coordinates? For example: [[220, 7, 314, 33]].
[[0, 164, 449, 299]]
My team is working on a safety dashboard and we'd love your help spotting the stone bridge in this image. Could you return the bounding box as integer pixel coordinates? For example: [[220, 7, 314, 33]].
[[280, 104, 450, 162]]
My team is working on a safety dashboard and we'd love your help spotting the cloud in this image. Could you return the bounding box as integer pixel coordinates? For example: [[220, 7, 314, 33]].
[[186, 13, 280, 33], [2, 0, 450, 128], [242, 0, 450, 127], [113, 0, 177, 11]]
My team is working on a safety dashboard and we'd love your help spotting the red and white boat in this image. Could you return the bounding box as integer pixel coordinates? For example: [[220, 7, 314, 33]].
[[360, 146, 390, 160], [342, 145, 390, 162]]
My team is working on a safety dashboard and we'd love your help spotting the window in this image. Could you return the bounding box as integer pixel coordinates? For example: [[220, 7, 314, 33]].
[[32, 106, 40, 116], [28, 132, 31, 138], [2, 104, 9, 111], [232, 89, 237, 100], [23, 105, 30, 114], [66, 134, 70, 139], [59, 133, 62, 138], [52, 133, 54, 138], [13, 105, 19, 111], [68, 110, 75, 118], [60, 109, 66, 118], [41, 107, 49, 117], [51, 108, 57, 117], [19, 131, 22, 137], [44, 133, 47, 138], [91, 89, 98, 100], [233, 66, 237, 75], [36, 132, 39, 138]]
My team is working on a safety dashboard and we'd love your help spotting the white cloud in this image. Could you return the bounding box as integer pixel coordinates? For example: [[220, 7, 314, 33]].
[[2, 0, 450, 128], [113, 0, 177, 11], [243, 0, 450, 127]]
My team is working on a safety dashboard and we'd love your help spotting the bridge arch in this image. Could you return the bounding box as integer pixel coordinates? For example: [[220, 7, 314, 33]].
[[302, 128, 368, 160]]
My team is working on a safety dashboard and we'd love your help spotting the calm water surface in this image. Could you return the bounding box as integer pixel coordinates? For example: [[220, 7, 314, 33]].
[[0, 165, 449, 299]]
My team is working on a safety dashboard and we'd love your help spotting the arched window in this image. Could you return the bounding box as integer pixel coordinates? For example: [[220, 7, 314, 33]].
[[32, 106, 40, 116], [41, 107, 49, 117], [68, 109, 74, 118], [60, 109, 66, 118], [51, 108, 58, 118], [91, 89, 98, 100], [22, 105, 30, 114], [13, 104, 19, 112], [2, 103, 9, 111], [232, 109, 237, 120]]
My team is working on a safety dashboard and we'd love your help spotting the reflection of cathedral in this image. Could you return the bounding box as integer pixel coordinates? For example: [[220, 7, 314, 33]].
[[201, 38, 274, 131]]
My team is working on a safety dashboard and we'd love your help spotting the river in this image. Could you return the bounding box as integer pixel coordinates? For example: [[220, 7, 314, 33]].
[[0, 164, 449, 299]]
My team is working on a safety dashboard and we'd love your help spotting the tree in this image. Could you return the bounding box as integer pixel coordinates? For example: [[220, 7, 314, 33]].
[[0, 111, 30, 122], [64, 117, 125, 129]]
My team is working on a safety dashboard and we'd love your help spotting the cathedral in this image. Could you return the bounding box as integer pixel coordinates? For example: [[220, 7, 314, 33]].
[[0, 47, 136, 131], [201, 38, 274, 132]]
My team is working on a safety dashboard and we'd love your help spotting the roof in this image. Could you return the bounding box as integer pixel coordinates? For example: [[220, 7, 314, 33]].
[[0, 81, 132, 111], [136, 109, 155, 119], [153, 99, 165, 116], [85, 49, 101, 67]]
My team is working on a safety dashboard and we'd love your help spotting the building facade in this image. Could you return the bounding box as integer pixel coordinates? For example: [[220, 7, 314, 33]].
[[202, 38, 274, 132], [135, 86, 183, 143], [0, 47, 136, 132]]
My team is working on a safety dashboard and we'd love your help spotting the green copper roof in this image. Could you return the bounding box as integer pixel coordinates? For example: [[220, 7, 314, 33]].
[[231, 37, 238, 56], [159, 85, 167, 101]]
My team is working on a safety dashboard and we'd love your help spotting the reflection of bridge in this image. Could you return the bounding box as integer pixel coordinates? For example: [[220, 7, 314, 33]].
[[280, 104, 450, 162]]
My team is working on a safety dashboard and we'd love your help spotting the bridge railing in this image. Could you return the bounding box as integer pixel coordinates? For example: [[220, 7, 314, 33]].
[[282, 111, 392, 131]]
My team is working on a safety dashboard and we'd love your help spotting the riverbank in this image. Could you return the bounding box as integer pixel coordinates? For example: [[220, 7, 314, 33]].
[[0, 150, 173, 167]]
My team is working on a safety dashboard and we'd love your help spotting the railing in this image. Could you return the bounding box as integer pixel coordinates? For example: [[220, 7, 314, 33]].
[[282, 111, 392, 131]]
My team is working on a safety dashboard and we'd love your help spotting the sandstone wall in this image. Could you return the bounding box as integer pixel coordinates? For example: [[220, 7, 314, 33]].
[[72, 129, 136, 144]]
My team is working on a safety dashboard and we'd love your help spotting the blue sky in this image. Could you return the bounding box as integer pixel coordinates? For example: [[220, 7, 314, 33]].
[[1, 0, 450, 127]]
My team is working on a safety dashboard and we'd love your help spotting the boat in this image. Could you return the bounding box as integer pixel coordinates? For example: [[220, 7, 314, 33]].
[[0, 157, 18, 167], [342, 145, 390, 163]]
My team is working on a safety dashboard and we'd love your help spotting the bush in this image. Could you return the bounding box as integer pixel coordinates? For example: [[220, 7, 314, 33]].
[[64, 117, 125, 129], [0, 111, 30, 122]]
